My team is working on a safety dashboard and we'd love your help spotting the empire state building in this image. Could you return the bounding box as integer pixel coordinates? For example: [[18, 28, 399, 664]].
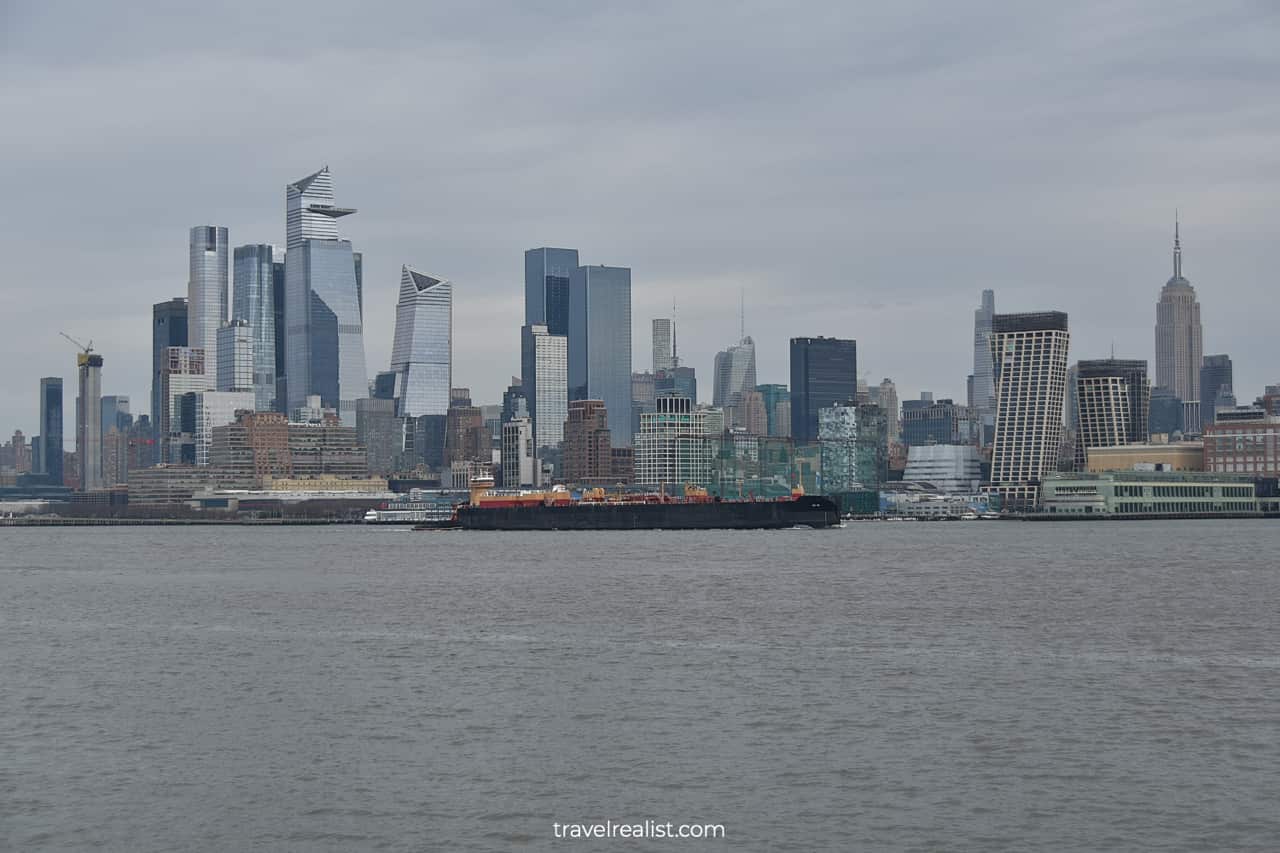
[[1154, 220, 1203, 432]]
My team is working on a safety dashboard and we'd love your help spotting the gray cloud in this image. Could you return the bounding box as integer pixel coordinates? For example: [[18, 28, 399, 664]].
[[2, 0, 1278, 440]]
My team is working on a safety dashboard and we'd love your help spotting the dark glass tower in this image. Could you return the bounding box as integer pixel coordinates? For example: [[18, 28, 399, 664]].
[[152, 298, 188, 424], [1199, 354, 1233, 428], [789, 337, 857, 444], [524, 247, 579, 337], [39, 377, 64, 484]]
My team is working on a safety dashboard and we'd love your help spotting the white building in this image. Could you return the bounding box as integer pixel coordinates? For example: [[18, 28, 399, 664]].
[[194, 390, 255, 466], [501, 417, 537, 488], [635, 396, 713, 488], [903, 444, 982, 493], [521, 323, 568, 451]]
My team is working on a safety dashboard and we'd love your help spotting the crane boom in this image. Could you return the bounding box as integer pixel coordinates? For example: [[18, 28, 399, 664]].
[[59, 331, 94, 354]]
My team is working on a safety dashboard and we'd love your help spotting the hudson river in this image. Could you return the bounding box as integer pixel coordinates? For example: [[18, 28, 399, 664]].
[[3, 522, 1278, 851]]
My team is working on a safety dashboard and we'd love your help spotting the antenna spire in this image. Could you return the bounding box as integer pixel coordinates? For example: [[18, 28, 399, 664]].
[[671, 296, 679, 367], [739, 287, 745, 341], [1173, 211, 1182, 279]]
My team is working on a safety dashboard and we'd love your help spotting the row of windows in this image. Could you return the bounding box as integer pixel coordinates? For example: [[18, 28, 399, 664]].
[[1114, 501, 1254, 514]]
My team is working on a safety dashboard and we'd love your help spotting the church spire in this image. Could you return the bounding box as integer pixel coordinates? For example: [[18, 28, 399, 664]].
[[1173, 211, 1182, 280]]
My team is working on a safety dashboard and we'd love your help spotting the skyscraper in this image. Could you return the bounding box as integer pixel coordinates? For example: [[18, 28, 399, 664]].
[[569, 264, 633, 445], [100, 395, 131, 440], [971, 289, 996, 445], [1199, 354, 1233, 428], [1154, 220, 1203, 432], [521, 324, 568, 451], [283, 166, 367, 425], [712, 336, 757, 412], [525, 247, 579, 336], [158, 347, 208, 464], [1073, 358, 1150, 470], [216, 320, 254, 393], [39, 377, 63, 484], [756, 384, 790, 437], [76, 351, 104, 491], [389, 266, 452, 417], [652, 318, 674, 373], [789, 337, 857, 444], [986, 312, 1070, 509], [152, 298, 188, 425], [189, 226, 229, 383], [232, 244, 281, 410]]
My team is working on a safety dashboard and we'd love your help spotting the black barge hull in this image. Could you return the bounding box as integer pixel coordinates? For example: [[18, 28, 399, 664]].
[[455, 496, 840, 531]]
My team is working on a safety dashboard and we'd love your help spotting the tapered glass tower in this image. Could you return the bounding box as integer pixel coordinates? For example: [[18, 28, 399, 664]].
[[389, 266, 452, 417]]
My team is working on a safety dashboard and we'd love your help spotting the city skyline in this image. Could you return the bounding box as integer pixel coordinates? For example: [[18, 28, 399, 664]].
[[3, 3, 1279, 438]]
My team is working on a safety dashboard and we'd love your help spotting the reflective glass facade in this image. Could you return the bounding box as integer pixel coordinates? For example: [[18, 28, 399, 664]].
[[39, 377, 63, 484], [568, 264, 633, 446], [284, 168, 366, 426], [789, 337, 857, 444], [189, 225, 228, 383], [232, 244, 280, 409], [521, 324, 568, 450], [152, 298, 188, 424], [525, 247, 578, 336], [216, 320, 255, 393], [390, 266, 452, 417]]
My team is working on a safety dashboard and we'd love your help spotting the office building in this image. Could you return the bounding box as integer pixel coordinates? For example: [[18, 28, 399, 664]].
[[283, 166, 367, 425], [525, 247, 579, 336], [216, 320, 254, 393], [189, 225, 229, 383], [100, 396, 132, 448], [789, 337, 857, 444], [635, 396, 714, 489], [1073, 359, 1151, 470], [389, 265, 452, 417], [1154, 220, 1203, 432], [972, 290, 996, 441], [355, 397, 408, 477], [75, 351, 104, 491], [903, 444, 983, 493], [209, 411, 293, 487], [755, 384, 790, 437], [194, 390, 255, 466], [655, 366, 697, 404], [1200, 354, 1233, 428], [232, 243, 281, 410], [158, 346, 208, 464], [521, 323, 569, 451], [652, 317, 675, 372], [901, 398, 973, 447], [986, 311, 1070, 509], [712, 336, 757, 412], [1149, 386, 1185, 436], [501, 417, 537, 488], [39, 377, 64, 484], [738, 389, 768, 436], [151, 298, 188, 425], [818, 402, 888, 492], [873, 378, 900, 441], [562, 399, 615, 485], [569, 264, 633, 445]]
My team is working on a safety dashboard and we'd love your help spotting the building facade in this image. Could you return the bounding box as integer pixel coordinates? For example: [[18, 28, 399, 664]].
[[562, 400, 615, 485], [986, 311, 1070, 509], [712, 336, 758, 413], [1199, 354, 1233, 428], [194, 390, 256, 467], [216, 320, 254, 393], [389, 265, 452, 418], [521, 324, 569, 451], [75, 352, 104, 491], [1204, 413, 1280, 477], [501, 417, 537, 488], [525, 247, 579, 336], [568, 264, 633, 445], [1154, 221, 1203, 432], [283, 166, 367, 425], [151, 298, 188, 425], [972, 289, 996, 443], [39, 377, 64, 484], [1149, 386, 1185, 436], [901, 398, 973, 447], [1073, 358, 1150, 470], [1040, 472, 1256, 516], [818, 402, 888, 492], [158, 346, 208, 464], [902, 444, 983, 493], [189, 225, 229, 384], [652, 317, 674, 373], [231, 244, 281, 410], [635, 396, 713, 489], [789, 337, 857, 445]]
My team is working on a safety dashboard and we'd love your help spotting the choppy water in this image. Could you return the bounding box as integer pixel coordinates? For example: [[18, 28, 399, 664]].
[[2, 522, 1279, 851]]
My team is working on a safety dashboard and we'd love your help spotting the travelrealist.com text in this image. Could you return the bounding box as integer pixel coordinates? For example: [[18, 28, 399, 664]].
[[553, 820, 725, 840]]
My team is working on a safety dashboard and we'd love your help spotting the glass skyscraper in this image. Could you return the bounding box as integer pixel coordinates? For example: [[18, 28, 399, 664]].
[[283, 166, 367, 426], [525, 247, 579, 336], [39, 377, 64, 484], [389, 265, 452, 417], [152, 298, 188, 424], [569, 264, 633, 446], [233, 244, 281, 410], [521, 324, 568, 451], [1199, 354, 1233, 428], [789, 337, 857, 444], [189, 226, 229, 384]]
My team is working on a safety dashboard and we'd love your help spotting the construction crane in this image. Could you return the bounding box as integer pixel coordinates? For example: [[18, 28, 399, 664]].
[[59, 331, 94, 354]]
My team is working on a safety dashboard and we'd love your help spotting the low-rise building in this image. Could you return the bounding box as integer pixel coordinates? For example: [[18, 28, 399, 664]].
[[1204, 412, 1280, 477], [902, 444, 982, 492], [1039, 471, 1258, 516], [1085, 441, 1203, 473]]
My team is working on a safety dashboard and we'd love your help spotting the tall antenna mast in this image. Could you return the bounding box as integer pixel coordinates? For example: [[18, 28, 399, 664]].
[[739, 287, 745, 341]]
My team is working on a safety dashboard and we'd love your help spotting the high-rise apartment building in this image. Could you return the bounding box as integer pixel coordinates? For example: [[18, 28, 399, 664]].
[[232, 244, 281, 410], [189, 226, 229, 383], [1154, 221, 1203, 432], [569, 264, 633, 445], [985, 312, 1070, 509], [158, 346, 208, 464], [39, 377, 63, 484], [501, 417, 537, 488], [75, 351, 104, 491], [216, 320, 254, 393], [389, 266, 452, 417], [652, 318, 675, 373], [1199, 354, 1233, 428], [521, 324, 568, 451], [1073, 359, 1150, 470], [525, 247, 579, 336], [789, 337, 857, 444], [562, 400, 616, 485], [283, 166, 367, 425], [152, 298, 188, 425], [819, 402, 888, 492], [635, 396, 713, 489]]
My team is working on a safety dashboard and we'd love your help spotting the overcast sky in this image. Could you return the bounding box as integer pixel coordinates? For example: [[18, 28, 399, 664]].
[[2, 0, 1277, 442]]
